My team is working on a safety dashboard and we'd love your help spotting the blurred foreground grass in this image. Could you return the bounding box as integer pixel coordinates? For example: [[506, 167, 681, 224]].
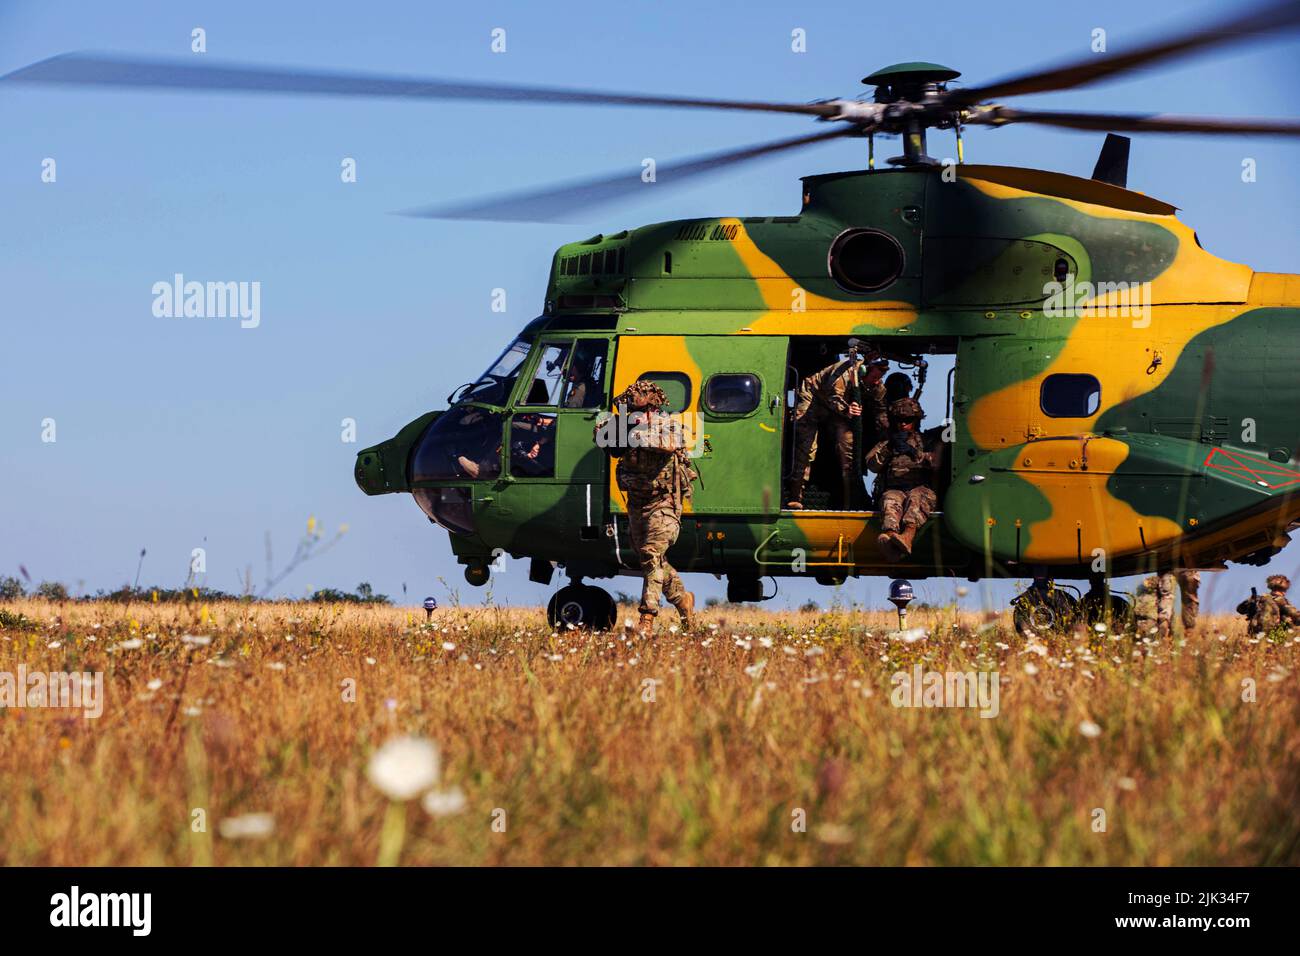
[[0, 598, 1297, 865]]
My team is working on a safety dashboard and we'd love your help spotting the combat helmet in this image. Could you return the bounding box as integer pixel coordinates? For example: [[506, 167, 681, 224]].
[[888, 397, 922, 422], [884, 372, 913, 403], [1267, 574, 1291, 592], [616, 379, 669, 410]]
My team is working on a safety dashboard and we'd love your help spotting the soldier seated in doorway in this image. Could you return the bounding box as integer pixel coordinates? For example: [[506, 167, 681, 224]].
[[865, 397, 939, 561], [785, 339, 888, 511]]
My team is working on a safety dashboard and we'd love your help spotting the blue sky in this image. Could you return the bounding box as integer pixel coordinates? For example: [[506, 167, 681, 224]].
[[2, 0, 1298, 612]]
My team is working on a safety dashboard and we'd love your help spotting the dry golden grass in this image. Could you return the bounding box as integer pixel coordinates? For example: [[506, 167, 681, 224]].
[[0, 596, 1297, 866]]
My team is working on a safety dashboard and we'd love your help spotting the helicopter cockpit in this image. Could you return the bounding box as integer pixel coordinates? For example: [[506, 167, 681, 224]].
[[408, 330, 611, 534]]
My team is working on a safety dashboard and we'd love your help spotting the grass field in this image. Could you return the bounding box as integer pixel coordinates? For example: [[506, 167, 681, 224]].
[[1, 597, 1297, 866]]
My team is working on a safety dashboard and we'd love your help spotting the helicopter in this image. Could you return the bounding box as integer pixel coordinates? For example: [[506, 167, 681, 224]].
[[9, 1, 1299, 630]]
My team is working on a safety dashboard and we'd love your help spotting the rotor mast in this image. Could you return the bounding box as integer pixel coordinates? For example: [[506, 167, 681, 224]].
[[862, 62, 962, 166]]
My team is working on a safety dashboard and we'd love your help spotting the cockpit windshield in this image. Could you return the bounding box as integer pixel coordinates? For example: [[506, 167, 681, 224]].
[[457, 338, 531, 407]]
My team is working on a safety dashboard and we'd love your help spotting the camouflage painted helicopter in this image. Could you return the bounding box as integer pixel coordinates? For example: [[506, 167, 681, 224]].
[[10, 2, 1300, 629]]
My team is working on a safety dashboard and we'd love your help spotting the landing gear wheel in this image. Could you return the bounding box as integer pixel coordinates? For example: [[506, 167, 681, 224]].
[[1012, 586, 1079, 635], [546, 584, 617, 632]]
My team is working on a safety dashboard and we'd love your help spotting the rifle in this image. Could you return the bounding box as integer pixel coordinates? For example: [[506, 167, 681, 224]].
[[846, 341, 865, 509]]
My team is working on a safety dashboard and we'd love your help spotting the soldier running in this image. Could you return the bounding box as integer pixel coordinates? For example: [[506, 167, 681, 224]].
[[599, 380, 698, 637], [865, 397, 939, 561], [785, 340, 888, 510]]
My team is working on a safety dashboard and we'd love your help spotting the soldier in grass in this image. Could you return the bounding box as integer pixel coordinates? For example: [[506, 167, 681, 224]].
[[1237, 574, 1300, 634], [1133, 575, 1160, 633], [1154, 569, 1201, 637], [598, 380, 698, 637]]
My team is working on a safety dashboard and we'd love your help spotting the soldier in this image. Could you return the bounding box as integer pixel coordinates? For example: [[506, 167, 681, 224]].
[[883, 371, 913, 405], [1238, 574, 1300, 633], [562, 355, 598, 409], [1154, 569, 1201, 637], [1237, 584, 1281, 634], [865, 397, 939, 561], [785, 340, 888, 510], [1270, 574, 1300, 626], [599, 380, 698, 637], [1133, 575, 1160, 633]]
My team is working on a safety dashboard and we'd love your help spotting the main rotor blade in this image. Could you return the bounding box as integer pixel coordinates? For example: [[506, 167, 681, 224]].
[[975, 107, 1300, 135], [2, 52, 839, 117], [400, 127, 856, 223], [952, 0, 1300, 103]]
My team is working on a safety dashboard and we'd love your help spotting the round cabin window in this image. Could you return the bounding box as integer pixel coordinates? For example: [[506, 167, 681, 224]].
[[828, 229, 904, 293]]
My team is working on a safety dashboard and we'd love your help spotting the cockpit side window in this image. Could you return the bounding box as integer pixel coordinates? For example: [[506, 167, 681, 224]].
[[562, 340, 607, 409], [520, 342, 573, 406]]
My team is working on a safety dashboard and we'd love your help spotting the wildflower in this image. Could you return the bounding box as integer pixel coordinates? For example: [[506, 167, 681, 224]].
[[181, 634, 211, 647], [219, 813, 276, 840], [118, 638, 143, 650], [367, 736, 440, 801], [422, 787, 468, 817], [146, 679, 163, 691], [1078, 720, 1102, 738]]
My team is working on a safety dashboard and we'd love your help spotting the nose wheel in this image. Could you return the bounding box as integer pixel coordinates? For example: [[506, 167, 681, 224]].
[[1011, 580, 1080, 635], [546, 583, 617, 632]]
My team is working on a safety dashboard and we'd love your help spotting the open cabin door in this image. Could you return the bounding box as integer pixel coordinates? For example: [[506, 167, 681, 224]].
[[610, 334, 788, 516]]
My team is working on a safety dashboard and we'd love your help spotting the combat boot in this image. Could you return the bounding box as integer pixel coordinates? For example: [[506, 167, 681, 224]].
[[637, 613, 656, 638], [877, 532, 906, 562], [893, 524, 918, 557], [675, 591, 696, 631], [785, 480, 804, 511]]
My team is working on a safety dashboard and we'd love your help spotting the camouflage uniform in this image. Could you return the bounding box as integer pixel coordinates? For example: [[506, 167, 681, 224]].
[[1237, 590, 1281, 632], [865, 397, 938, 559], [786, 351, 888, 508], [1154, 569, 1201, 636], [1133, 576, 1159, 632], [600, 381, 698, 624], [1239, 574, 1300, 633]]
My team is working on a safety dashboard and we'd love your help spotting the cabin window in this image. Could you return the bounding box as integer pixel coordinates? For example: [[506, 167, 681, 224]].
[[1040, 373, 1101, 417], [703, 373, 761, 415], [829, 228, 904, 293], [635, 371, 691, 412]]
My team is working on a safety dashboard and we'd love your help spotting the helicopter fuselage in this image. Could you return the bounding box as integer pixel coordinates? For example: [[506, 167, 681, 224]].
[[356, 162, 1300, 591]]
